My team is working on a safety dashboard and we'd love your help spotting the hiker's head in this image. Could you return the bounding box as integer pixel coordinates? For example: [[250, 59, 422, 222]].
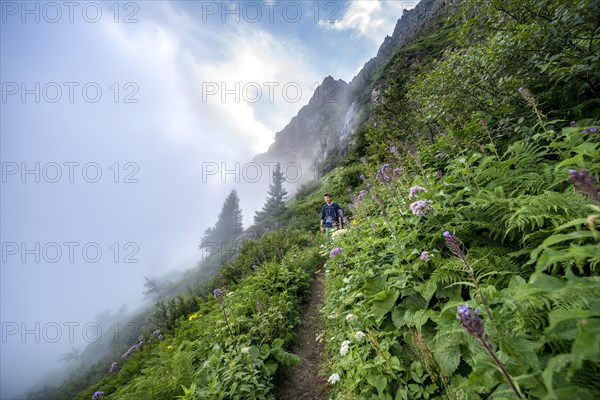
[[323, 193, 332, 204]]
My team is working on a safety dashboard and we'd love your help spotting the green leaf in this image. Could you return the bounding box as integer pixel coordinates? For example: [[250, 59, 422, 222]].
[[370, 289, 400, 324]]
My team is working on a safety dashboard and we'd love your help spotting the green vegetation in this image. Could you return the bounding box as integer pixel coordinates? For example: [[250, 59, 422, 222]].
[[30, 0, 599, 398]]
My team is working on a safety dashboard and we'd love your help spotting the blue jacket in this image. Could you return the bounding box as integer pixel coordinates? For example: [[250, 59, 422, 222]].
[[321, 202, 343, 228]]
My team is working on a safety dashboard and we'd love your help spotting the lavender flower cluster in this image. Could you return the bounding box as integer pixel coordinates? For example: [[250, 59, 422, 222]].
[[457, 304, 484, 338], [330, 247, 344, 257], [410, 199, 433, 216], [108, 361, 118, 374], [408, 185, 427, 200], [122, 340, 144, 360], [92, 391, 104, 399], [569, 169, 600, 204]]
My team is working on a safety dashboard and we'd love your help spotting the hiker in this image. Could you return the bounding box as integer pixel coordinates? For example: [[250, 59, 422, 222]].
[[320, 193, 343, 243]]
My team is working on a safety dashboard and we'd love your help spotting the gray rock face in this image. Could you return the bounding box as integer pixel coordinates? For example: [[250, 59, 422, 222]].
[[253, 0, 447, 186]]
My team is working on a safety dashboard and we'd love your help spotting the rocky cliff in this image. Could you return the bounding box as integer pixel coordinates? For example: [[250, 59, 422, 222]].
[[253, 0, 450, 185]]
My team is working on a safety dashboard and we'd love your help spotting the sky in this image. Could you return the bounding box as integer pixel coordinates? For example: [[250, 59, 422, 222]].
[[0, 1, 417, 398]]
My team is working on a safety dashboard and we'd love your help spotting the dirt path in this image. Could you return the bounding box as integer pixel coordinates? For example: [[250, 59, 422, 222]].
[[276, 267, 328, 400]]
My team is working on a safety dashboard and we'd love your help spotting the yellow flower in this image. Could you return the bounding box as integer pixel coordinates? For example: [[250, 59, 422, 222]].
[[352, 219, 358, 225], [188, 313, 199, 321], [167, 345, 173, 350]]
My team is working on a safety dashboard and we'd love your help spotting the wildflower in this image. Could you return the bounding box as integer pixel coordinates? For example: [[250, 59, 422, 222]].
[[420, 251, 432, 261], [456, 304, 524, 399], [390, 145, 397, 153], [188, 313, 199, 321], [213, 288, 222, 299], [410, 199, 433, 216], [92, 391, 105, 400], [327, 373, 341, 384], [434, 152, 443, 159], [347, 188, 352, 193], [456, 304, 484, 338], [329, 247, 344, 257], [408, 185, 427, 200], [340, 340, 351, 356], [355, 331, 366, 341], [352, 219, 358, 226], [338, 263, 344, 268], [152, 329, 161, 336], [569, 169, 600, 204], [252, 263, 259, 271], [359, 174, 365, 180], [345, 313, 357, 322], [157, 335, 164, 341], [584, 127, 598, 133], [241, 346, 251, 354], [109, 361, 118, 374], [570, 121, 577, 127], [167, 345, 174, 350], [359, 189, 366, 197]]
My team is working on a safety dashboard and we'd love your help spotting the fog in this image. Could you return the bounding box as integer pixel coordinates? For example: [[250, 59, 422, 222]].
[[0, 1, 415, 398]]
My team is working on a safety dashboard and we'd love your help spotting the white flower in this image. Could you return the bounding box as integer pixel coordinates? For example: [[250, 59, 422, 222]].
[[327, 373, 340, 384], [331, 229, 347, 240], [340, 340, 351, 356], [345, 313, 357, 322], [241, 346, 251, 354], [355, 331, 366, 341]]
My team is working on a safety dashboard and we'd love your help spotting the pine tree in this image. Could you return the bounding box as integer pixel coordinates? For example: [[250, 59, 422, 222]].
[[200, 189, 243, 253], [254, 163, 288, 227]]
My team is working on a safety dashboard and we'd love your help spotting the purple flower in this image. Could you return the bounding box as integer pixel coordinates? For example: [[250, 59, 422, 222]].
[[329, 247, 344, 257], [347, 188, 353, 193], [359, 174, 365, 180], [443, 231, 451, 238], [157, 335, 164, 341], [92, 392, 105, 400], [408, 185, 427, 200], [359, 190, 366, 198], [153, 329, 161, 336], [456, 304, 484, 338], [569, 169, 600, 204], [518, 87, 524, 94], [213, 288, 222, 299], [420, 251, 432, 261], [584, 127, 598, 133], [390, 146, 397, 153], [409, 199, 433, 216], [109, 361, 118, 374], [570, 121, 577, 127]]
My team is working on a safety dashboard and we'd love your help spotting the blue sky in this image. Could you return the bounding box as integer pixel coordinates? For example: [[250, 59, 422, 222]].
[[0, 1, 417, 397]]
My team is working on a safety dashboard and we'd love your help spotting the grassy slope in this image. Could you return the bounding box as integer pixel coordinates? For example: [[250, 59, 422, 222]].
[[33, 0, 600, 398]]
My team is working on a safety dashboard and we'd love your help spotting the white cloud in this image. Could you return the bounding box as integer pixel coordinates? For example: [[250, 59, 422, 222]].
[[319, 0, 416, 46]]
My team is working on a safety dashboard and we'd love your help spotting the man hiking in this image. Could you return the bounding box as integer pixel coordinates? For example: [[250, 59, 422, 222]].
[[320, 193, 343, 243]]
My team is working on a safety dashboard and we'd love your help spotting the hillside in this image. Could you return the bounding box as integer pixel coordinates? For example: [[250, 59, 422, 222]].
[[27, 0, 599, 399]]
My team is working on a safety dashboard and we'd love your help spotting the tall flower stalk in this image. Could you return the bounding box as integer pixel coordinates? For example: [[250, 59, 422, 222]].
[[443, 232, 493, 321], [457, 305, 523, 399], [213, 288, 234, 340]]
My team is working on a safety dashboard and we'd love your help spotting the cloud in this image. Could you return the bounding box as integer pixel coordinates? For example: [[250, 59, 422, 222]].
[[319, 0, 417, 46]]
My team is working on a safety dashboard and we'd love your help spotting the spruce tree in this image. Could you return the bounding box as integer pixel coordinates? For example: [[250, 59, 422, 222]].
[[200, 189, 243, 253], [254, 163, 288, 227]]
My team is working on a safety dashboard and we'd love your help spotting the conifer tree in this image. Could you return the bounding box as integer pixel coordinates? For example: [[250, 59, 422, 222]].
[[254, 163, 288, 227], [200, 189, 243, 253]]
